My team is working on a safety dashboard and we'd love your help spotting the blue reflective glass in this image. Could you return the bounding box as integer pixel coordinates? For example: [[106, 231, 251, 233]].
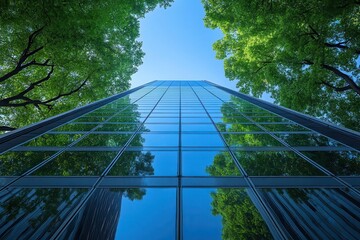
[[108, 150, 177, 176], [182, 133, 225, 147], [183, 188, 272, 239], [182, 151, 241, 176], [130, 133, 179, 147], [59, 188, 176, 240]]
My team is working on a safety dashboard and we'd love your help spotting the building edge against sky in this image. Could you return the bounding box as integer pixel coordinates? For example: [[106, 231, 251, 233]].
[[0, 80, 359, 239]]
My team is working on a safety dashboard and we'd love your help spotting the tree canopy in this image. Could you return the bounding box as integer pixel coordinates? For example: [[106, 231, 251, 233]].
[[202, 0, 360, 131], [0, 0, 172, 131]]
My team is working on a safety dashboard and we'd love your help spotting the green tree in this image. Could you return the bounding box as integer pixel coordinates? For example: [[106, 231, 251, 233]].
[[202, 0, 360, 131], [0, 0, 172, 131]]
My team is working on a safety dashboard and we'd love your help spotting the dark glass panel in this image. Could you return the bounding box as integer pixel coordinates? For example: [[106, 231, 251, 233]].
[[182, 133, 224, 147], [59, 188, 176, 240], [183, 188, 272, 240], [182, 151, 241, 176], [109, 150, 177, 176], [129, 133, 179, 147], [0, 188, 88, 239], [24, 134, 82, 147], [0, 151, 55, 176], [276, 133, 344, 147], [33, 151, 117, 176], [301, 151, 360, 175], [258, 188, 360, 239], [223, 133, 284, 147], [234, 151, 324, 176], [75, 134, 131, 147]]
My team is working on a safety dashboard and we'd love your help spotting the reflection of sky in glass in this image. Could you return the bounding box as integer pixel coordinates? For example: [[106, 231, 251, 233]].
[[183, 188, 222, 240], [115, 188, 176, 240]]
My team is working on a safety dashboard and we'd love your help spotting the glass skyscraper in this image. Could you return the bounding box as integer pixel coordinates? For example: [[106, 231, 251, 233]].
[[0, 80, 359, 239]]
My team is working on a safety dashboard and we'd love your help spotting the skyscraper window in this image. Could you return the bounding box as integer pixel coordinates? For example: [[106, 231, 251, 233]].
[[0, 80, 359, 239]]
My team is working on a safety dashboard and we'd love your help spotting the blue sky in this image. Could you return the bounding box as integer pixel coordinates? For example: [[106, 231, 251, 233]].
[[131, 0, 238, 90]]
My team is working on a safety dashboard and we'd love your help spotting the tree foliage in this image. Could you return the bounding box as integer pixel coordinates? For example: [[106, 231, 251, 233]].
[[0, 0, 172, 131], [202, 0, 360, 131]]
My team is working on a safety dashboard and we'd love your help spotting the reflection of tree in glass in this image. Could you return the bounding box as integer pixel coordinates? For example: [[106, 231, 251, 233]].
[[0, 188, 88, 239], [210, 188, 273, 240], [0, 151, 55, 176], [206, 152, 239, 176], [302, 151, 360, 176]]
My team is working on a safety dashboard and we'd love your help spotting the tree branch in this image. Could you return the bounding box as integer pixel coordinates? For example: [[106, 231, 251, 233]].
[[0, 73, 89, 109], [303, 60, 360, 95], [0, 27, 45, 83], [318, 80, 352, 92], [320, 64, 360, 95]]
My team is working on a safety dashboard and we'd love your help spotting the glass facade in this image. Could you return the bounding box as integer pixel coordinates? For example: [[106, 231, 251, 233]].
[[0, 80, 359, 239]]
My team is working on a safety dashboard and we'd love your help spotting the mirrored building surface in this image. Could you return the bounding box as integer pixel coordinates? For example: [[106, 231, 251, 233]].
[[0, 80, 359, 239]]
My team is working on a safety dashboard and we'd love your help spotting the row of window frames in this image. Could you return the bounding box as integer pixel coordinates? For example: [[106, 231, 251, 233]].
[[84, 111, 276, 116], [73, 117, 290, 124], [94, 104, 232, 107], [53, 123, 308, 132], [76, 113, 285, 119], [51, 123, 311, 132], [21, 132, 342, 149], [3, 149, 332, 177]]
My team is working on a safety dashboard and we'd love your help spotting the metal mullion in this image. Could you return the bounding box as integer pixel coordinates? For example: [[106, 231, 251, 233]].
[[189, 82, 287, 240], [176, 81, 182, 240], [200, 83, 360, 196], [50, 81, 173, 240]]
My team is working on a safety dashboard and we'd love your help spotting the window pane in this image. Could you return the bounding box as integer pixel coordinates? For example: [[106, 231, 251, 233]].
[[0, 151, 55, 176], [24, 134, 82, 147], [183, 188, 272, 240], [234, 151, 324, 176], [32, 151, 117, 176], [76, 134, 131, 147], [129, 133, 179, 147], [59, 188, 176, 240], [223, 133, 283, 147], [276, 133, 344, 147], [182, 124, 217, 132], [182, 133, 225, 147], [182, 151, 241, 176], [109, 150, 177, 176], [301, 151, 360, 175]]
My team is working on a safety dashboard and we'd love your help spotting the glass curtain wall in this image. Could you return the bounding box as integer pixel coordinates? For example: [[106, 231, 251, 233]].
[[0, 81, 359, 239]]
